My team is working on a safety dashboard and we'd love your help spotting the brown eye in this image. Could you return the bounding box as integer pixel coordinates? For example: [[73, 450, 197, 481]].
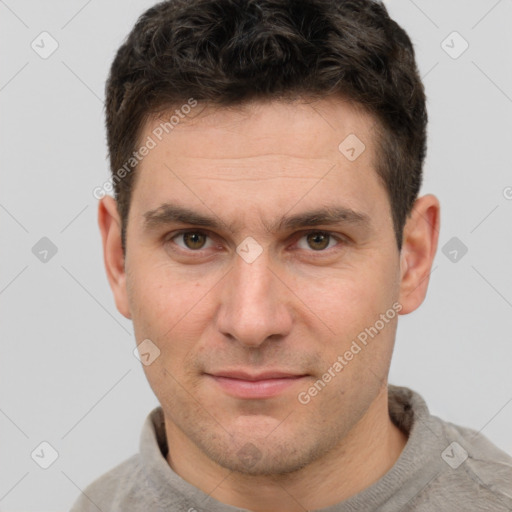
[[182, 232, 208, 250], [306, 232, 331, 251]]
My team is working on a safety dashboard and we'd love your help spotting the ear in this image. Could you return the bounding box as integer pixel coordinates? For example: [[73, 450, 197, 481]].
[[398, 194, 440, 315], [98, 196, 131, 319]]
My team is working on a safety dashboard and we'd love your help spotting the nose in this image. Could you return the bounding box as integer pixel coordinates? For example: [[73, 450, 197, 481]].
[[215, 249, 293, 348]]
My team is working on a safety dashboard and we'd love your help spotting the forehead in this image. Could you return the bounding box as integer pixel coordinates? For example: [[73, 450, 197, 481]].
[[143, 96, 377, 163], [130, 97, 389, 230]]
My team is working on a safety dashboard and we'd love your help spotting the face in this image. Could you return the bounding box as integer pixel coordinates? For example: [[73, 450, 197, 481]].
[[100, 97, 437, 476]]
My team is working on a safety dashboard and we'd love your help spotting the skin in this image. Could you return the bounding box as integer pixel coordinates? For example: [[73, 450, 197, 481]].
[[99, 96, 440, 512]]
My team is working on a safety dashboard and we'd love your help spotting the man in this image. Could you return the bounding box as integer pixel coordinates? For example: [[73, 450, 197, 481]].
[[72, 0, 512, 510]]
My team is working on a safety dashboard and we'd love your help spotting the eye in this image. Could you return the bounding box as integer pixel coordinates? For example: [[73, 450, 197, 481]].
[[170, 230, 214, 251], [166, 229, 345, 256], [296, 231, 341, 251]]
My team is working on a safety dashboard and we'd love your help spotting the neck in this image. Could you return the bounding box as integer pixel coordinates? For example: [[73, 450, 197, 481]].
[[165, 385, 408, 512]]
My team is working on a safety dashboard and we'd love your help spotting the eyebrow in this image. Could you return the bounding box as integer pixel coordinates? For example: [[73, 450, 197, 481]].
[[143, 203, 371, 233]]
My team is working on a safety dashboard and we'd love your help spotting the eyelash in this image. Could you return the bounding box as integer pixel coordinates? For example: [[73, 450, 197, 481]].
[[165, 229, 347, 256]]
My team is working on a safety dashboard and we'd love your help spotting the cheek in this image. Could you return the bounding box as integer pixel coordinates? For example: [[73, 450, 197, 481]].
[[294, 256, 400, 377], [128, 273, 207, 399], [127, 262, 216, 357], [302, 259, 397, 331]]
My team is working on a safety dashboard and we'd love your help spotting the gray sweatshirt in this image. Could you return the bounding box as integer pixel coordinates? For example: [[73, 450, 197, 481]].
[[70, 385, 512, 511]]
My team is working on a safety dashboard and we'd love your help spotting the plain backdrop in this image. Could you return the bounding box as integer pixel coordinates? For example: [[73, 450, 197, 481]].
[[1, 0, 511, 510]]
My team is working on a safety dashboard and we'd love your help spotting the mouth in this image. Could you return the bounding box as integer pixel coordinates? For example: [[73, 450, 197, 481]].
[[205, 370, 309, 399]]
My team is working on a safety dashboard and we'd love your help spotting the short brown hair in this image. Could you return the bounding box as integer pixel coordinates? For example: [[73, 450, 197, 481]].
[[105, 0, 427, 251]]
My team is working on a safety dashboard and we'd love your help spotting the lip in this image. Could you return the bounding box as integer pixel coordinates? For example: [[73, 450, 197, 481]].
[[206, 370, 308, 399]]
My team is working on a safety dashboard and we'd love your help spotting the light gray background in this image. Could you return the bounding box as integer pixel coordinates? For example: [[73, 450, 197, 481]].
[[1, 1, 511, 510]]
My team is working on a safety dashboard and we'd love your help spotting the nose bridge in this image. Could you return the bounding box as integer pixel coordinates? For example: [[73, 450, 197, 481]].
[[216, 249, 291, 346]]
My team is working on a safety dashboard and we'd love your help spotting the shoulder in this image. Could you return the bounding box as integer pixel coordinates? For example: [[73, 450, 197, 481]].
[[446, 419, 512, 490], [69, 407, 167, 511], [389, 386, 512, 511], [422, 416, 512, 511], [69, 453, 155, 512]]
